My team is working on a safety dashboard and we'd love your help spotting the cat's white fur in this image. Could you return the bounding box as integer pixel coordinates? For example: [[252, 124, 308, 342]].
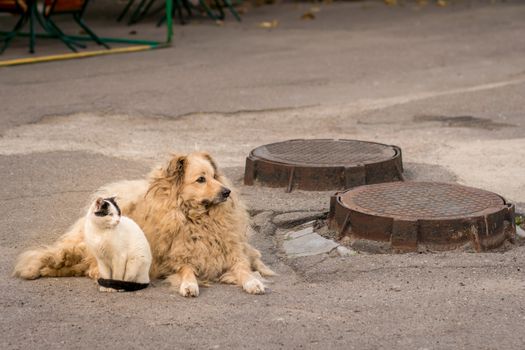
[[84, 197, 152, 292]]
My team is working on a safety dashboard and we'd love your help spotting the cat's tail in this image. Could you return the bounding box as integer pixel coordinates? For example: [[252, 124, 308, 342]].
[[13, 217, 97, 280], [97, 278, 149, 292]]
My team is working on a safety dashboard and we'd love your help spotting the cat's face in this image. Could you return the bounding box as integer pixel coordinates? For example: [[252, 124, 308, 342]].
[[89, 197, 121, 228]]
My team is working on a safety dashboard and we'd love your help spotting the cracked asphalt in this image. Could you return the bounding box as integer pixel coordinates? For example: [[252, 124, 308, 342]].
[[1, 1, 525, 349]]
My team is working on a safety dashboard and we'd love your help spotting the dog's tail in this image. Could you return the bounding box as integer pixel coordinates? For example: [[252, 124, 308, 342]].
[[12, 218, 94, 280]]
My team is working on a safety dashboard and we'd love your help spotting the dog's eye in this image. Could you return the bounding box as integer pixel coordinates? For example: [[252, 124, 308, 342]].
[[196, 176, 206, 183]]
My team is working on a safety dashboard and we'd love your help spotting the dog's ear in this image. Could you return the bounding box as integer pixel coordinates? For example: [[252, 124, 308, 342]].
[[166, 155, 187, 185], [200, 152, 220, 178]]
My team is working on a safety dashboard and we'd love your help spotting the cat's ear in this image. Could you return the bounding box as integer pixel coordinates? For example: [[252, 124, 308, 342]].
[[105, 196, 119, 208], [95, 197, 104, 207], [166, 155, 187, 185]]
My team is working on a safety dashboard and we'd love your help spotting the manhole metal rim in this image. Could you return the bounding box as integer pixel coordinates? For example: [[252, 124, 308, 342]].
[[250, 138, 402, 167], [338, 181, 507, 220], [328, 181, 516, 252], [244, 138, 404, 192]]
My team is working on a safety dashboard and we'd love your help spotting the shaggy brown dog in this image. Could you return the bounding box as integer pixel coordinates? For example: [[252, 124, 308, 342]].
[[13, 152, 274, 296]]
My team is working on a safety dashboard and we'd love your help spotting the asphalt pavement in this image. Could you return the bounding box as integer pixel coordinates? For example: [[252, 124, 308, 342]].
[[1, 1, 525, 349]]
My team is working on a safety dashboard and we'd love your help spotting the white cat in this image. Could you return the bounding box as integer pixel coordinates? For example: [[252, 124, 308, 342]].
[[84, 197, 152, 292]]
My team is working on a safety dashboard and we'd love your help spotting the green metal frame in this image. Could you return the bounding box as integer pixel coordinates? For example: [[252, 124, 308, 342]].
[[0, 11, 27, 54], [215, 0, 241, 21], [43, 0, 110, 51], [120, 0, 241, 27], [0, 0, 173, 53], [0, 0, 40, 54]]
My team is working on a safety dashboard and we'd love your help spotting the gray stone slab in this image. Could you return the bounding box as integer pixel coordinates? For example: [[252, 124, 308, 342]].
[[283, 232, 339, 258], [517, 226, 525, 238], [273, 211, 326, 228], [251, 211, 275, 228], [284, 226, 314, 240], [336, 246, 358, 257]]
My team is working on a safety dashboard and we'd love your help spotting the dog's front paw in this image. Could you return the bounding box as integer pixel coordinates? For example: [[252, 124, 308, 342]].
[[179, 281, 199, 297], [243, 278, 265, 295], [99, 286, 118, 293], [87, 266, 100, 280]]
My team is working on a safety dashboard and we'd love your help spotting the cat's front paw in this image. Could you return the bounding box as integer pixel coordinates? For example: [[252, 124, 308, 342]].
[[179, 281, 199, 297], [99, 286, 118, 293]]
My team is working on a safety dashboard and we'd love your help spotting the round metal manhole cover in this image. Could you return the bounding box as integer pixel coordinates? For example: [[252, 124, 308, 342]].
[[244, 139, 403, 192], [328, 182, 516, 252]]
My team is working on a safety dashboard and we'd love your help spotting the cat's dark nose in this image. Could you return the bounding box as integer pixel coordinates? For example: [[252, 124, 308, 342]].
[[221, 187, 231, 199]]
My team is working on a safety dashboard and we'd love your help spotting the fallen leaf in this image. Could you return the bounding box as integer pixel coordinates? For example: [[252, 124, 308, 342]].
[[301, 12, 315, 20], [436, 0, 448, 6], [416, 0, 428, 5], [384, 0, 397, 5], [310, 6, 321, 13], [258, 20, 279, 29], [237, 5, 249, 14]]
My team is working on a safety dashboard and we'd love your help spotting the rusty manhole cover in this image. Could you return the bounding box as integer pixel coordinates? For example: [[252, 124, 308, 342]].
[[244, 139, 403, 192], [328, 182, 516, 252]]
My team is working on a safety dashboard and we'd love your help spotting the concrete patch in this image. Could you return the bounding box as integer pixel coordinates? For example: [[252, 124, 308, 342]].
[[251, 211, 277, 237], [336, 246, 357, 257], [284, 226, 314, 240], [283, 229, 339, 258], [413, 115, 513, 130], [0, 107, 523, 208], [251, 211, 274, 228], [437, 139, 525, 203], [403, 162, 458, 183], [273, 211, 325, 228]]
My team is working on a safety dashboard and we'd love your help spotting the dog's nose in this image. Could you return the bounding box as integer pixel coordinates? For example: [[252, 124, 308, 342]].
[[221, 187, 231, 198]]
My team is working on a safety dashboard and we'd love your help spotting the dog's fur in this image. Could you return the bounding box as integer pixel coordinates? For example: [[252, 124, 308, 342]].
[[13, 152, 274, 296]]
